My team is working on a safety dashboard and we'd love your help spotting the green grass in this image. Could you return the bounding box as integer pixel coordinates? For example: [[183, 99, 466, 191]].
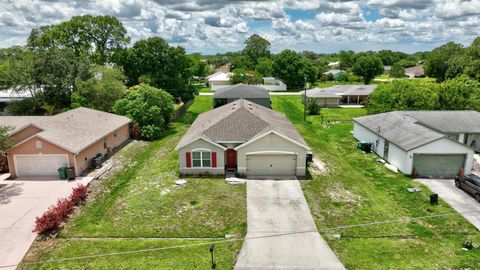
[[272, 95, 480, 270], [21, 239, 241, 270], [375, 74, 390, 79], [20, 95, 246, 269]]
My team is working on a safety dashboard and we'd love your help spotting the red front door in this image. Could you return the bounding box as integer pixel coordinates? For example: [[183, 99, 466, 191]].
[[226, 149, 236, 169]]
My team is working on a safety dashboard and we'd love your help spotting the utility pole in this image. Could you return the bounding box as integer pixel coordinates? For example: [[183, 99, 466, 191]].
[[303, 76, 308, 121], [209, 244, 216, 269]]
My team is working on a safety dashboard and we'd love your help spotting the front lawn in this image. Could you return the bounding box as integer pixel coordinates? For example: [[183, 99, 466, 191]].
[[272, 95, 480, 270], [21, 96, 246, 269]]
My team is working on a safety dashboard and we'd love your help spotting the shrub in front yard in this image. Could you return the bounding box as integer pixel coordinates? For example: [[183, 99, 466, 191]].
[[34, 184, 88, 235]]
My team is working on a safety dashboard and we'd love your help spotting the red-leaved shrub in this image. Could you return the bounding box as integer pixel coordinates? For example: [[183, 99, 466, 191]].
[[34, 184, 88, 235]]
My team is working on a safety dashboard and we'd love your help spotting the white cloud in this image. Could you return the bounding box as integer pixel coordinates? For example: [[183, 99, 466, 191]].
[[0, 0, 478, 53]]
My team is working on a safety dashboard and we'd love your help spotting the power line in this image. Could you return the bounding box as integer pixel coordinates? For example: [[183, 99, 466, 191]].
[[3, 209, 480, 269]]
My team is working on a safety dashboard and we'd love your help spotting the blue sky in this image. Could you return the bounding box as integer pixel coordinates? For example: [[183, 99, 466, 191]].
[[1, 0, 479, 54]]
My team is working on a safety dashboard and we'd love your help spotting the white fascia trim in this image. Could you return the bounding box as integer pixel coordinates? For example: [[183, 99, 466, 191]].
[[234, 131, 310, 151], [176, 137, 227, 151]]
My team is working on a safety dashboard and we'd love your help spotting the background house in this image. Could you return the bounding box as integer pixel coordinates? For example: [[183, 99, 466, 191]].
[[405, 65, 425, 78], [353, 111, 479, 178], [175, 99, 310, 178], [0, 89, 32, 115], [262, 77, 287, 91], [207, 72, 233, 91], [303, 85, 377, 106], [2, 107, 131, 178], [212, 84, 271, 108]]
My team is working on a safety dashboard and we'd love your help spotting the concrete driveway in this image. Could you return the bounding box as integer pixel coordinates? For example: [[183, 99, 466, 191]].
[[418, 179, 480, 231], [235, 180, 345, 270], [0, 177, 93, 269]]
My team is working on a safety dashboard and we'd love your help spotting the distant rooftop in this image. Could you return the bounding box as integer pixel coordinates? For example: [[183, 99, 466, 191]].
[[304, 85, 377, 97], [213, 84, 269, 99]]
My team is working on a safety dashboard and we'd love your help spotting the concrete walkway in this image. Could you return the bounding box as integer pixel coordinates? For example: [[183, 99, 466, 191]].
[[418, 179, 480, 230], [0, 177, 93, 269], [235, 180, 345, 270]]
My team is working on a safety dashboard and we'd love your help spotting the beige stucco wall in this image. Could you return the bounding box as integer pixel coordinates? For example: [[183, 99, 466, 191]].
[[11, 126, 42, 143], [8, 137, 74, 177], [75, 125, 130, 175], [177, 138, 225, 176], [8, 124, 130, 177], [236, 133, 308, 176]]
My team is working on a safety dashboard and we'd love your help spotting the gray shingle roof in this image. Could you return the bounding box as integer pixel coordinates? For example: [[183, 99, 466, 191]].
[[0, 116, 45, 134], [0, 107, 131, 153], [176, 99, 309, 150], [305, 85, 377, 98], [213, 84, 270, 99], [353, 110, 480, 151]]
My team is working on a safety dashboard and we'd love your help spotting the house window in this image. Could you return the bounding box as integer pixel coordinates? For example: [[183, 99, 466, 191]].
[[103, 140, 107, 149], [35, 140, 42, 149], [192, 151, 211, 167]]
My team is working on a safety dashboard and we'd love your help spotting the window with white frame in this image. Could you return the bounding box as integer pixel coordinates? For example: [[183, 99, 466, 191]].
[[192, 150, 211, 167]]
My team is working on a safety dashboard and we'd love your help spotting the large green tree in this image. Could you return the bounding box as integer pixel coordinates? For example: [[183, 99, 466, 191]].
[[187, 54, 210, 78], [113, 84, 174, 140], [230, 55, 254, 70], [389, 63, 405, 78], [121, 37, 193, 101], [243, 34, 270, 64], [0, 126, 14, 156], [28, 15, 129, 64], [272, 50, 316, 88], [76, 66, 127, 111], [367, 80, 439, 114], [339, 50, 354, 70], [424, 41, 464, 82], [352, 55, 384, 84], [438, 76, 480, 110], [255, 57, 273, 77]]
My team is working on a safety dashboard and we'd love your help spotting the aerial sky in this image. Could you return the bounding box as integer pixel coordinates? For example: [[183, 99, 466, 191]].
[[1, 0, 479, 54]]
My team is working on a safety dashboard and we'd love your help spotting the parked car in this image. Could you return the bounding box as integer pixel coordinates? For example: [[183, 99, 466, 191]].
[[455, 174, 480, 202]]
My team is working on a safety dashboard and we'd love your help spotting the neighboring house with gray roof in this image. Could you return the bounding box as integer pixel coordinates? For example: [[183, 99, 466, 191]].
[[405, 65, 425, 78], [303, 85, 377, 107], [213, 84, 271, 108], [353, 111, 479, 178], [176, 99, 310, 178], [1, 107, 131, 178]]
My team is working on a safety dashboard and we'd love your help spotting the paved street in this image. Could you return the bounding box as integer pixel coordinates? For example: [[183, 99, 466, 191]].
[[235, 180, 345, 270], [418, 179, 480, 230], [0, 177, 93, 269]]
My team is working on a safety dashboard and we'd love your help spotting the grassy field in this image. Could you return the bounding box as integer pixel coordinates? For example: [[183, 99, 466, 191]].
[[20, 96, 246, 269], [272, 95, 480, 270]]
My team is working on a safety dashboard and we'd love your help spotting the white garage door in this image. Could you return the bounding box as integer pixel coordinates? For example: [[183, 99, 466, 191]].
[[14, 155, 68, 176], [246, 154, 296, 177]]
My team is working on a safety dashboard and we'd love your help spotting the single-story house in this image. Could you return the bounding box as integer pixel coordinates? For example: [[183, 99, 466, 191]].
[[383, 65, 392, 74], [328, 61, 340, 67], [207, 72, 233, 91], [2, 107, 131, 178], [175, 99, 310, 178], [322, 70, 345, 78], [353, 110, 480, 178], [262, 77, 287, 91], [213, 84, 271, 108], [0, 89, 33, 115], [301, 90, 341, 108], [405, 65, 425, 78], [303, 85, 377, 106]]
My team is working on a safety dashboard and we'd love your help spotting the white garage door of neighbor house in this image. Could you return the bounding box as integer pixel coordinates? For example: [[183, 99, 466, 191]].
[[15, 155, 68, 176], [246, 154, 296, 177], [413, 154, 465, 178]]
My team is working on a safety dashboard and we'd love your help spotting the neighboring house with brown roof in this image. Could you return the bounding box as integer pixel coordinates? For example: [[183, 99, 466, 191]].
[[2, 107, 131, 178], [405, 65, 425, 78], [175, 99, 310, 178]]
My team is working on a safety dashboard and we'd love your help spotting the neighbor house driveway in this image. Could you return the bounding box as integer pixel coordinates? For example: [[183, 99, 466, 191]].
[[235, 180, 345, 270], [0, 177, 93, 269], [418, 179, 480, 231]]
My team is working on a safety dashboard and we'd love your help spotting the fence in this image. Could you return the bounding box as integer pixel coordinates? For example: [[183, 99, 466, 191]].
[[173, 99, 194, 121]]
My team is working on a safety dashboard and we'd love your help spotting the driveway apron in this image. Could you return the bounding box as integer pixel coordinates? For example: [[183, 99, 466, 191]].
[[418, 179, 480, 230], [0, 177, 93, 270], [235, 180, 345, 270]]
